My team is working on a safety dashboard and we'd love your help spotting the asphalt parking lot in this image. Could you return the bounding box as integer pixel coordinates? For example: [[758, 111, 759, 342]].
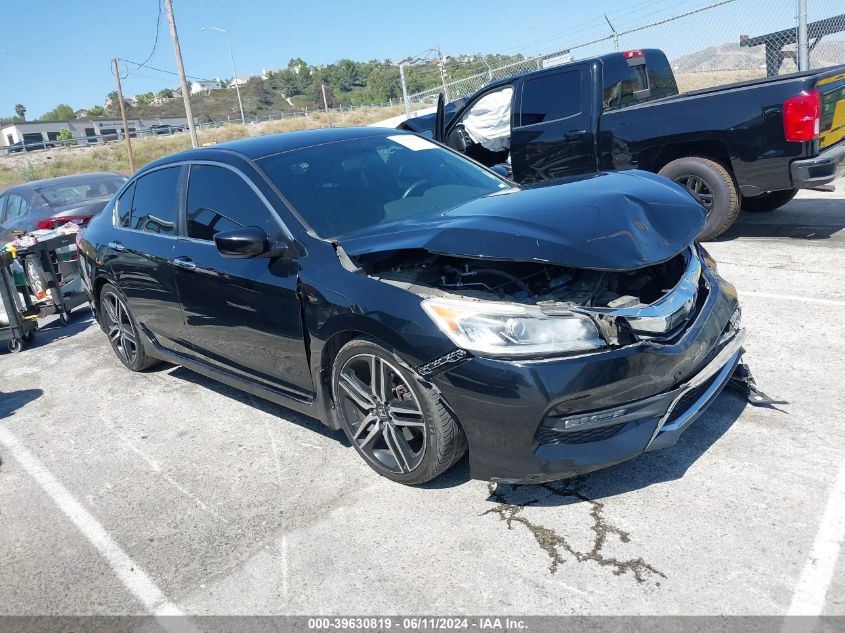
[[1, 184, 844, 618]]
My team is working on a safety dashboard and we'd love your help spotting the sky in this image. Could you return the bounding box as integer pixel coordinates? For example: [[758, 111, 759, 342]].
[[0, 0, 815, 118]]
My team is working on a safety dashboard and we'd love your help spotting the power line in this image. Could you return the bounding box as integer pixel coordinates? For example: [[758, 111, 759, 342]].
[[133, 0, 163, 73], [498, 0, 708, 55], [122, 70, 183, 85], [119, 57, 213, 82]]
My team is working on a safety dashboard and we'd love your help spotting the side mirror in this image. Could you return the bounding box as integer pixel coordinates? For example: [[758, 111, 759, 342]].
[[214, 226, 270, 259]]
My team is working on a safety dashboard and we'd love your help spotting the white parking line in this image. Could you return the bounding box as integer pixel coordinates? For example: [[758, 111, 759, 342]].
[[787, 454, 845, 615], [0, 425, 201, 632], [741, 291, 845, 307]]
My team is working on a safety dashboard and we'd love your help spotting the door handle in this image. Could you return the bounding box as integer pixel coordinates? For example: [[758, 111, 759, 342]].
[[563, 130, 588, 141], [173, 256, 197, 271], [108, 241, 125, 252]]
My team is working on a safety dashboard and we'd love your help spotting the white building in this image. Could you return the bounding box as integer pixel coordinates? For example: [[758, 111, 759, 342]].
[[190, 80, 222, 94], [1, 116, 195, 148], [228, 76, 250, 88]]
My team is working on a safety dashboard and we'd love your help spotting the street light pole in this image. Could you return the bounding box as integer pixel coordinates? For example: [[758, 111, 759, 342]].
[[202, 26, 246, 125]]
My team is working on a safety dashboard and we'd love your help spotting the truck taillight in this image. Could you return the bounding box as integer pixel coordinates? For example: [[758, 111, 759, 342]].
[[623, 50, 644, 59], [783, 90, 821, 142]]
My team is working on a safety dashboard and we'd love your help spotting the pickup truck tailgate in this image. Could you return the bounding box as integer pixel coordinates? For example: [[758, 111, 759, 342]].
[[818, 71, 845, 149]]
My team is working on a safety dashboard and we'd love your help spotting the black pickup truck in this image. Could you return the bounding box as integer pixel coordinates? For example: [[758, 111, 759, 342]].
[[400, 49, 845, 239]]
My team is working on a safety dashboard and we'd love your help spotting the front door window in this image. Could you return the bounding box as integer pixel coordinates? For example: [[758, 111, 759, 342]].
[[451, 86, 513, 168]]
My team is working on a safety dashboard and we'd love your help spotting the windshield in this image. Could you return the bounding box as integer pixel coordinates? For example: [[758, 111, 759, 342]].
[[36, 176, 126, 208], [257, 134, 509, 239]]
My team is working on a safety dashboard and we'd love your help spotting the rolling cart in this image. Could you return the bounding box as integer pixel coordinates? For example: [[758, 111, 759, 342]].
[[0, 250, 38, 353], [0, 231, 88, 352], [16, 232, 88, 326]]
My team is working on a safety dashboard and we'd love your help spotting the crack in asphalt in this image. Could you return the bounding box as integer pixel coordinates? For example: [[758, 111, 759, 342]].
[[483, 480, 665, 583]]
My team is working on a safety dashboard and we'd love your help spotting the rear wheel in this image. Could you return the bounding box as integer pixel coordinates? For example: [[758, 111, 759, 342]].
[[332, 338, 466, 485], [659, 156, 740, 240], [741, 188, 798, 213], [99, 283, 159, 371]]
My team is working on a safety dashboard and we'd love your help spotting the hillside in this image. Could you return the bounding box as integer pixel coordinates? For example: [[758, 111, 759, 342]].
[[672, 39, 845, 73], [0, 105, 402, 189], [101, 54, 526, 124]]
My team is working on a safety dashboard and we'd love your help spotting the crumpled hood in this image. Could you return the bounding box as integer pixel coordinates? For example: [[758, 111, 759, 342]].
[[339, 170, 705, 271]]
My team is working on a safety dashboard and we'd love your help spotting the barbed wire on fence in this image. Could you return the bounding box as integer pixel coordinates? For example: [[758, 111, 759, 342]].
[[404, 0, 845, 107]]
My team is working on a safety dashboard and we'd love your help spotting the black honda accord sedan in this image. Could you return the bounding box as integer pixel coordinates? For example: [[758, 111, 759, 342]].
[[78, 127, 744, 485]]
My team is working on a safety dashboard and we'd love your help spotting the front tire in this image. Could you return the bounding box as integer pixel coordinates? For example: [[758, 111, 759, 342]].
[[741, 188, 798, 213], [99, 283, 159, 371], [659, 156, 740, 241], [332, 338, 466, 485]]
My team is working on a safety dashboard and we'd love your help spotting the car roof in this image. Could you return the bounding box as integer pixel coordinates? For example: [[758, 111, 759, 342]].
[[144, 126, 401, 170], [2, 172, 125, 195]]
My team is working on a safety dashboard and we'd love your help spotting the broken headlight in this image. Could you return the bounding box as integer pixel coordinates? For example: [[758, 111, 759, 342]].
[[422, 297, 607, 357]]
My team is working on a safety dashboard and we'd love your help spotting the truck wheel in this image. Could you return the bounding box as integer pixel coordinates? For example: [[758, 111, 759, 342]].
[[741, 189, 798, 213], [659, 157, 740, 241]]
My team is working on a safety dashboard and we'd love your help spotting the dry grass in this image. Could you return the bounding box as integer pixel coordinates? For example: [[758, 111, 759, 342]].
[[0, 106, 403, 190], [674, 69, 765, 92]]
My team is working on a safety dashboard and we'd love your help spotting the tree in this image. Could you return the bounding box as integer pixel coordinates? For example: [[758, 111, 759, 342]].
[[40, 103, 75, 121], [244, 77, 273, 109], [87, 105, 105, 117], [57, 128, 73, 141], [135, 92, 155, 107], [312, 82, 338, 109], [105, 91, 126, 114], [364, 64, 400, 102], [156, 88, 173, 100], [14, 103, 26, 121]]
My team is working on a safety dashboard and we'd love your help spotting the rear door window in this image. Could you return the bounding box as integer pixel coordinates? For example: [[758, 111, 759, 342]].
[[128, 167, 180, 235], [115, 181, 136, 228], [4, 194, 29, 221], [602, 54, 678, 110], [518, 70, 582, 127], [185, 165, 274, 241]]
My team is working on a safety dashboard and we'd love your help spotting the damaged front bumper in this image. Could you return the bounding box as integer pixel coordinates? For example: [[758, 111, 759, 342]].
[[430, 263, 743, 483]]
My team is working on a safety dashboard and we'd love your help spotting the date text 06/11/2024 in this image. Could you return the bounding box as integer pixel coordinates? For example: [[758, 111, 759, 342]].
[[306, 617, 528, 630]]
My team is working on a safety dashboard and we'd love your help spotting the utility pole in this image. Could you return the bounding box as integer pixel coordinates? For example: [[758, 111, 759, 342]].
[[321, 83, 332, 127], [436, 45, 450, 102], [163, 0, 199, 148], [398, 62, 411, 119], [112, 58, 135, 173], [797, 0, 809, 71]]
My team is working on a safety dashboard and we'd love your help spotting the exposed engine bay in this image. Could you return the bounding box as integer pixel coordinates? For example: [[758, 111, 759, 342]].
[[357, 248, 691, 310]]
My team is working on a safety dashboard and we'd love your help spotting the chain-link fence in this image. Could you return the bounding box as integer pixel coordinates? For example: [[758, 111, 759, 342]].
[[405, 0, 845, 107]]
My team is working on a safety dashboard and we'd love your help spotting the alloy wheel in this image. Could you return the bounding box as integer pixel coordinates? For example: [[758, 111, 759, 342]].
[[675, 174, 714, 212], [337, 354, 426, 475], [101, 292, 138, 366]]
